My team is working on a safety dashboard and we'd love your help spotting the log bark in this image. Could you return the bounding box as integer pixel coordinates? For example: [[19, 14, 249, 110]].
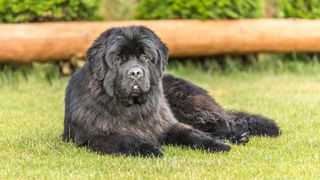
[[1, 19, 320, 62]]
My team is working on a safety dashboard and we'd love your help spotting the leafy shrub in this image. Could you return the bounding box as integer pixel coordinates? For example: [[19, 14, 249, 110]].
[[0, 0, 101, 23], [99, 0, 136, 20], [278, 0, 320, 18], [135, 0, 263, 19]]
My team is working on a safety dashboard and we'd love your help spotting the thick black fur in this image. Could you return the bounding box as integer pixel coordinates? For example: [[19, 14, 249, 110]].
[[163, 74, 280, 144], [62, 26, 280, 157]]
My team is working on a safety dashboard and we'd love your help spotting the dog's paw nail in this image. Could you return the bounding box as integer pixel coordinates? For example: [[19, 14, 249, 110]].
[[139, 145, 163, 157]]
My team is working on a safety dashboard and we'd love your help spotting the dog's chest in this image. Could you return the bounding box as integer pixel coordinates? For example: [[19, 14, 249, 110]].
[[120, 117, 169, 143], [93, 112, 172, 144]]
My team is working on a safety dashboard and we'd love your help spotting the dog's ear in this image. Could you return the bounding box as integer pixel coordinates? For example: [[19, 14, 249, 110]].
[[87, 43, 106, 80], [158, 41, 169, 71], [87, 30, 113, 80]]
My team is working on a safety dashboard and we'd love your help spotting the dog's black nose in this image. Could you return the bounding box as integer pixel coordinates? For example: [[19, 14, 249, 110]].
[[128, 67, 143, 79]]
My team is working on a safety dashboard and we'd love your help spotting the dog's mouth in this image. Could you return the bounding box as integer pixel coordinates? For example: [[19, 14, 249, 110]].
[[130, 85, 142, 97], [118, 84, 148, 106]]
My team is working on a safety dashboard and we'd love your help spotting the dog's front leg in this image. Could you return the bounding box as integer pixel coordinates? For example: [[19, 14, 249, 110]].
[[87, 134, 163, 157], [163, 123, 231, 152]]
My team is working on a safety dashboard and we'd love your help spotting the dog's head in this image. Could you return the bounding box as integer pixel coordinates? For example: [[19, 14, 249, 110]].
[[87, 26, 168, 105]]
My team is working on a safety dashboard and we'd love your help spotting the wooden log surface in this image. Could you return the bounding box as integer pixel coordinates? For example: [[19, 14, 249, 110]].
[[1, 19, 320, 62]]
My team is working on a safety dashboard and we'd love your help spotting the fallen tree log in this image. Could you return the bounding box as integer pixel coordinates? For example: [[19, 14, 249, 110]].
[[1, 19, 320, 63]]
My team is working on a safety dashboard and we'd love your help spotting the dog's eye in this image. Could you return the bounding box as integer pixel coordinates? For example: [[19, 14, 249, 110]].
[[115, 55, 123, 62], [140, 54, 149, 61]]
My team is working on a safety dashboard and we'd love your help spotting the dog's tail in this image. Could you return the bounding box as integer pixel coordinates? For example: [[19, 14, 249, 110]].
[[228, 111, 280, 137]]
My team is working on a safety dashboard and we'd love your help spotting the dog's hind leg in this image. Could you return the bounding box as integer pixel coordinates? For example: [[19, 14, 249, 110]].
[[162, 74, 280, 144], [162, 74, 232, 139], [227, 111, 280, 137], [163, 123, 230, 152]]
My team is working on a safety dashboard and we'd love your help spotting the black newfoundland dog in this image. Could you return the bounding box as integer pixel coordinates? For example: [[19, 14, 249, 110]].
[[63, 26, 280, 157]]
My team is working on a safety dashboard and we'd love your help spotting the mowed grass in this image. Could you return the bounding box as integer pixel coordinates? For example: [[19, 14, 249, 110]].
[[0, 62, 320, 179]]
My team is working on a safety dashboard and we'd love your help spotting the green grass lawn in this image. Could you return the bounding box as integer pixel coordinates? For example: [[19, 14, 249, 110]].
[[0, 62, 320, 179]]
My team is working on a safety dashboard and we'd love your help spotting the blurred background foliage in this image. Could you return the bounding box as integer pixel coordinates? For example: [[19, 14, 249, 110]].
[[1, 0, 320, 74], [1, 0, 319, 25], [0, 0, 101, 23], [100, 0, 320, 20], [135, 0, 263, 19], [278, 0, 320, 19], [98, 0, 136, 20]]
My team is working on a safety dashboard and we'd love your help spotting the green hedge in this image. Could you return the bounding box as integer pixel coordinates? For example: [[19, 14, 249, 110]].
[[279, 0, 320, 18], [135, 0, 263, 19], [0, 0, 100, 23]]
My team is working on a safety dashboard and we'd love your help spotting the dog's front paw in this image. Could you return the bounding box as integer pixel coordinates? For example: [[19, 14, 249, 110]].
[[205, 137, 231, 152], [138, 144, 163, 157], [229, 132, 250, 145]]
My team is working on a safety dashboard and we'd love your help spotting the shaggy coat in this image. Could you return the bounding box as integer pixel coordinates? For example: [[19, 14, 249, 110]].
[[63, 26, 280, 157]]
